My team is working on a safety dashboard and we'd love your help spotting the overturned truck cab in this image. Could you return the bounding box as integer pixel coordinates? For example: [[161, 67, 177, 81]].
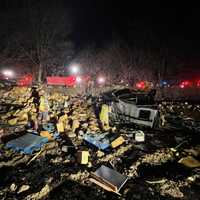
[[100, 88, 159, 128]]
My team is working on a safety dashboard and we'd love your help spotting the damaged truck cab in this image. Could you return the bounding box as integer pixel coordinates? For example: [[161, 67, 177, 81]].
[[100, 88, 159, 128]]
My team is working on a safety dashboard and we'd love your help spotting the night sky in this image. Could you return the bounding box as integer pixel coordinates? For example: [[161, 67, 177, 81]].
[[1, 1, 199, 47], [0, 0, 200, 74], [69, 1, 200, 49]]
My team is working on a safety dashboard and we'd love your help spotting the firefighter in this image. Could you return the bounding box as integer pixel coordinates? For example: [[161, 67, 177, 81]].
[[99, 104, 110, 130], [38, 90, 49, 123], [31, 86, 40, 107]]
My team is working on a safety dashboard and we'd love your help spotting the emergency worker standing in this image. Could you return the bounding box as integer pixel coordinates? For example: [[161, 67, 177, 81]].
[[38, 90, 49, 123]]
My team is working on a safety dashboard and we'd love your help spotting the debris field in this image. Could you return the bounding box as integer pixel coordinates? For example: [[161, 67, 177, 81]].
[[0, 86, 200, 200]]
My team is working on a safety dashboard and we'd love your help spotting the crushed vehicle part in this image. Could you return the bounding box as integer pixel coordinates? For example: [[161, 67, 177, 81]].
[[99, 88, 159, 128], [165, 115, 200, 133]]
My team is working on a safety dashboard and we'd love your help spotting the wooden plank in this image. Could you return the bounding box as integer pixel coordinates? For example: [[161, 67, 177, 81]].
[[90, 172, 117, 192], [90, 178, 121, 195]]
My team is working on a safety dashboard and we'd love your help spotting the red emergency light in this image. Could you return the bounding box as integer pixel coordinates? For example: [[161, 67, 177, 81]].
[[136, 81, 145, 89], [76, 75, 90, 84], [179, 80, 192, 89], [197, 80, 200, 87], [17, 74, 33, 86], [47, 75, 90, 86]]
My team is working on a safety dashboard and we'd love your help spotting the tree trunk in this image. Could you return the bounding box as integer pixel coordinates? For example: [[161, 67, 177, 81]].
[[38, 63, 43, 83]]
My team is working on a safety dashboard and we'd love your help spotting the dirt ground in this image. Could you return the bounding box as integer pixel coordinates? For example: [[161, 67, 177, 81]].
[[0, 87, 200, 200]]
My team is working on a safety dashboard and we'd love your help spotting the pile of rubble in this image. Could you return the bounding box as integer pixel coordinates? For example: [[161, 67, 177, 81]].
[[0, 86, 200, 200]]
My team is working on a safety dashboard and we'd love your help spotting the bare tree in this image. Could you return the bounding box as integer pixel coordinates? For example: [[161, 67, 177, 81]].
[[11, 1, 74, 83], [71, 40, 184, 87]]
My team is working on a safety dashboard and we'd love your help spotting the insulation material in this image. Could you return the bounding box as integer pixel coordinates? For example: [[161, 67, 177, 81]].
[[8, 118, 18, 126], [72, 119, 80, 132], [111, 136, 125, 148], [77, 150, 89, 164], [40, 131, 53, 140], [56, 123, 64, 133]]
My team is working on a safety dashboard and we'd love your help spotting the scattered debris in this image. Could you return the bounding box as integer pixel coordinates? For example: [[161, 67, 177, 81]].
[[97, 150, 105, 158], [134, 130, 145, 142], [17, 185, 30, 194], [83, 132, 111, 150], [0, 86, 200, 199], [178, 156, 200, 168], [10, 183, 17, 192], [40, 131, 53, 140], [77, 150, 89, 164], [90, 165, 128, 194], [111, 135, 125, 148], [146, 179, 166, 184], [84, 132, 124, 150], [27, 149, 44, 165], [61, 145, 69, 153]]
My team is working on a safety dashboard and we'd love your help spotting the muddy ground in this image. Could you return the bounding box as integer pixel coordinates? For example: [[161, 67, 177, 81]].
[[1, 128, 200, 200]]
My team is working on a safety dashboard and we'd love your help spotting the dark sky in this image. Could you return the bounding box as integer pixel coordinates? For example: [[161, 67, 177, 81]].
[[68, 1, 200, 49], [1, 0, 200, 53]]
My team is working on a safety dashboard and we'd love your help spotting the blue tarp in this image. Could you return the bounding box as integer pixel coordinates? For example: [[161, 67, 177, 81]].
[[83, 133, 110, 150], [6, 133, 48, 154]]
